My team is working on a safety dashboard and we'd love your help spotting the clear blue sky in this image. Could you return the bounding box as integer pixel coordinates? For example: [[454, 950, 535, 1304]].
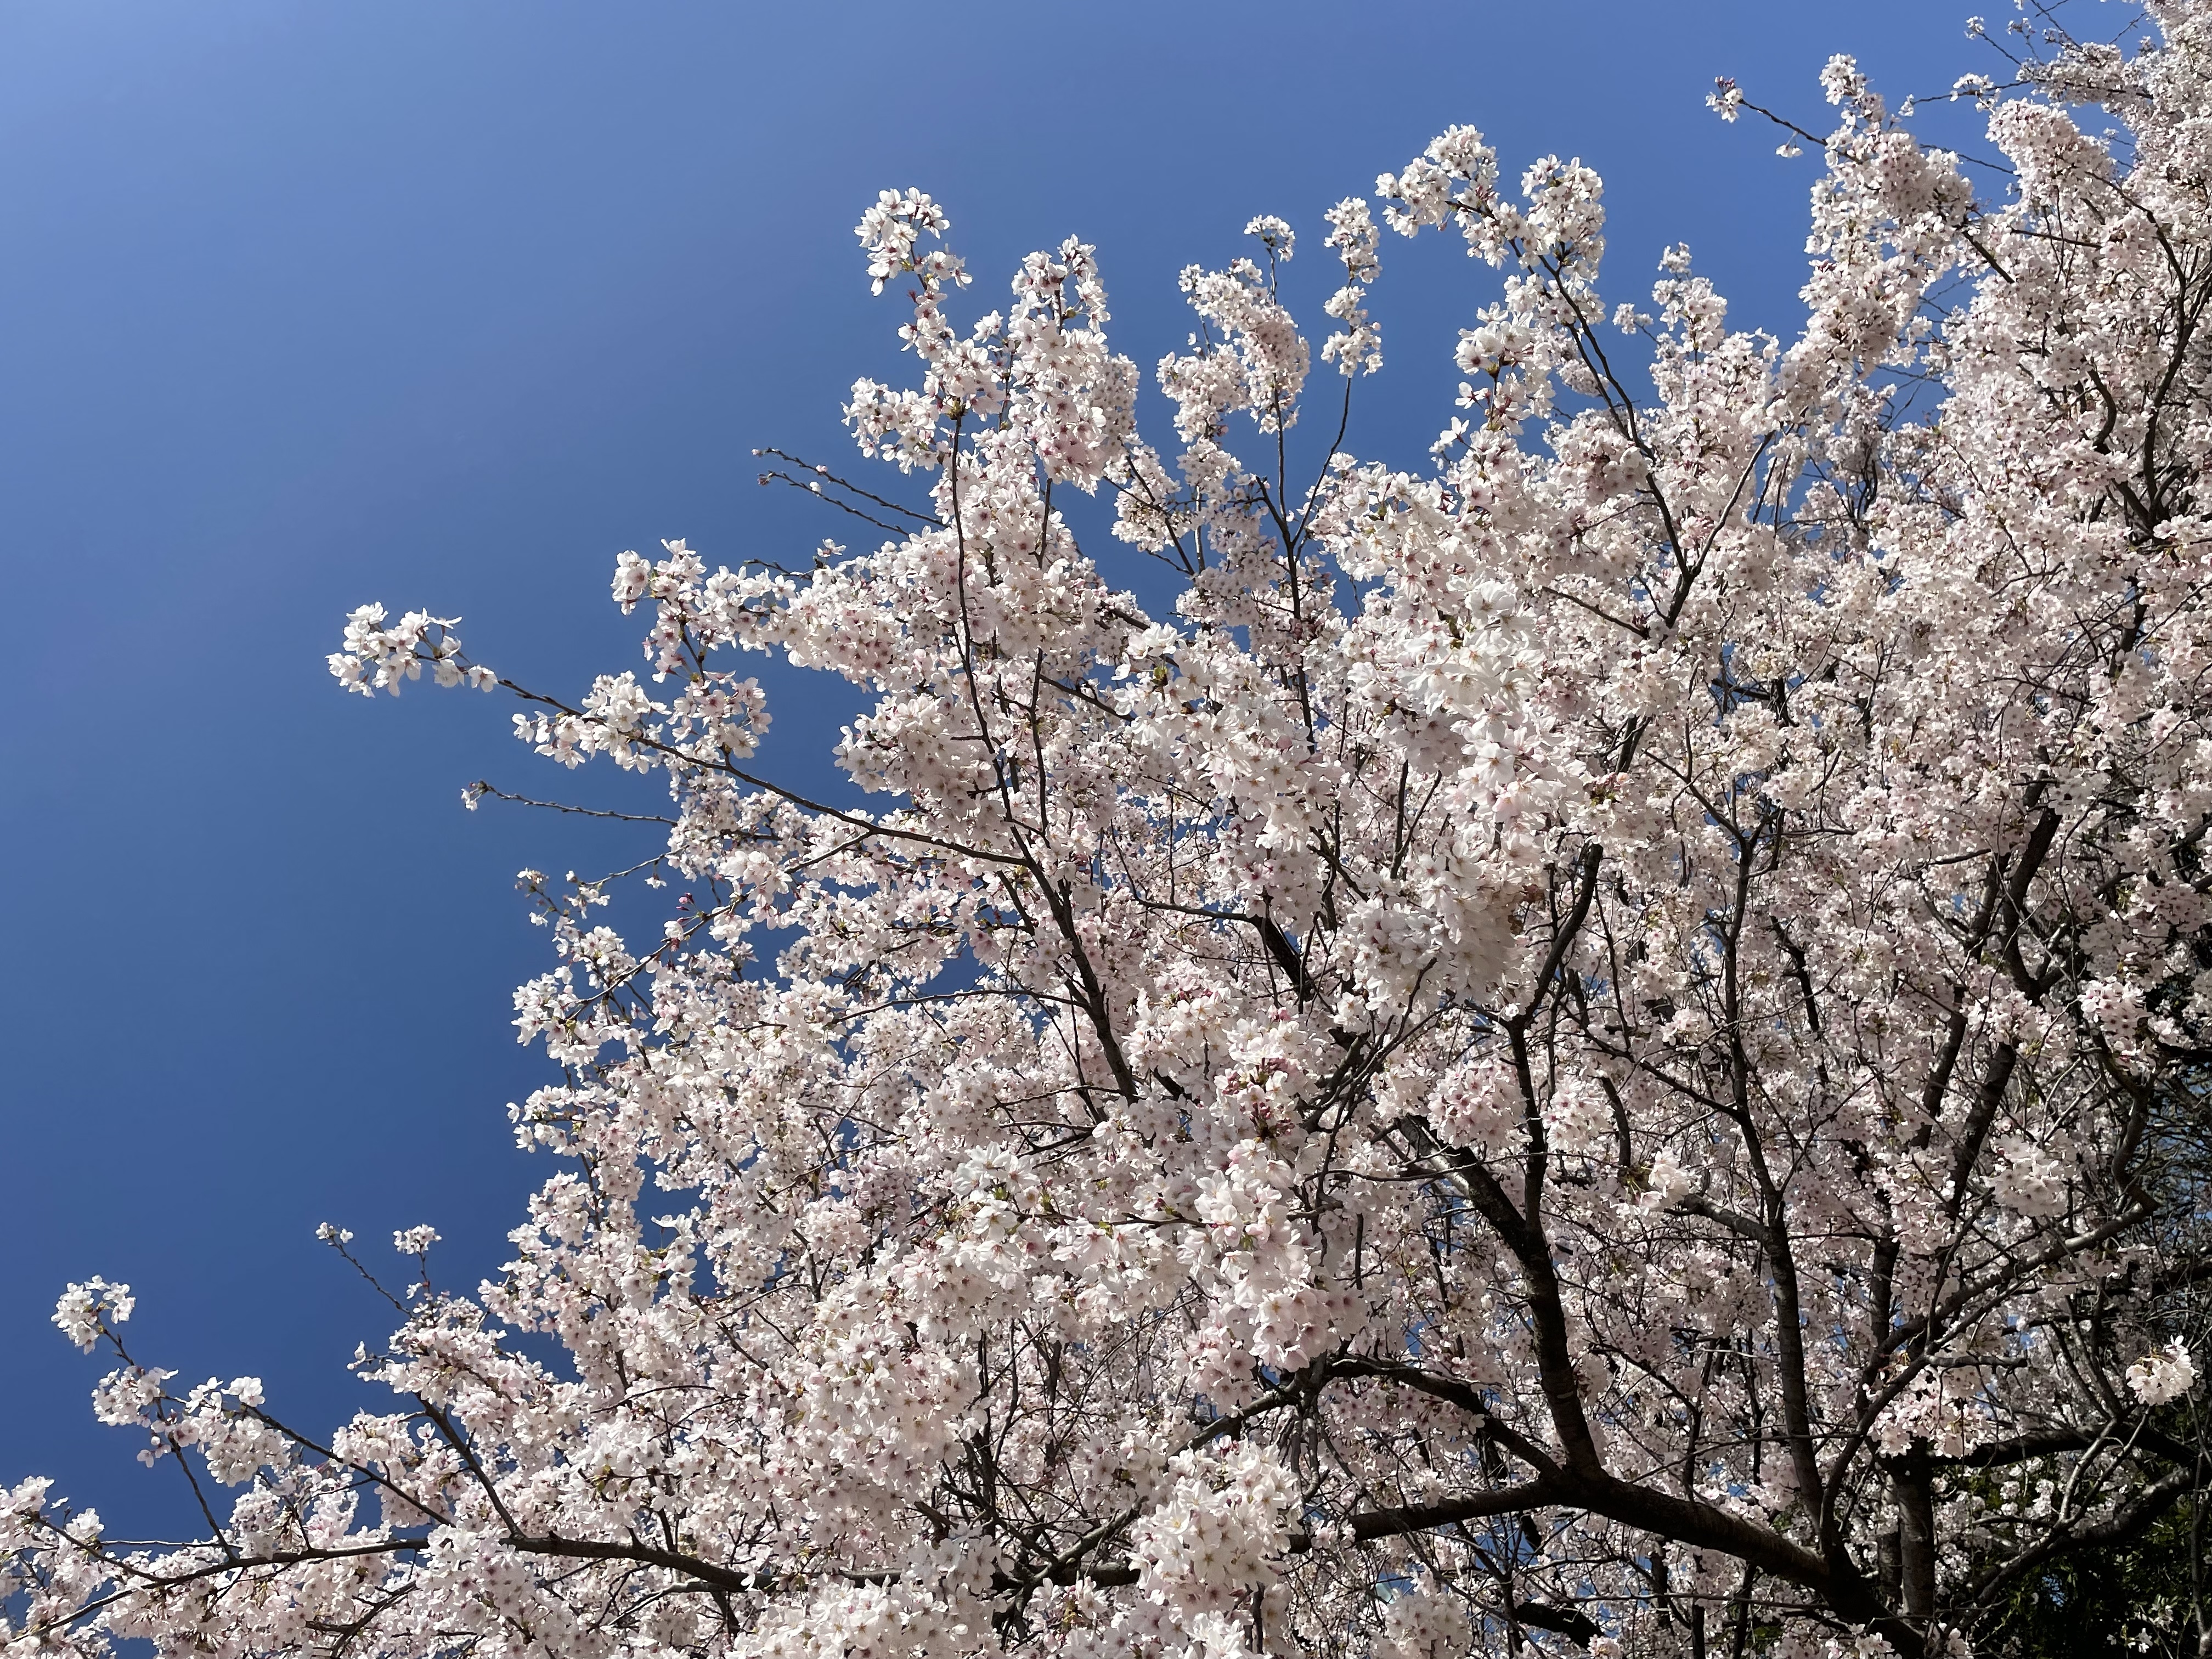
[[0, 1, 1986, 1525]]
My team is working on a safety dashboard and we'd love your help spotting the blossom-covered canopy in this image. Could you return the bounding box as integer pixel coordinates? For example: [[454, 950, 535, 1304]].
[[12, 10, 2212, 1658]]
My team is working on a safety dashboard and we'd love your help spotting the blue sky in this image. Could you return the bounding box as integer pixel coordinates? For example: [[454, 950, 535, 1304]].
[[0, 1, 1987, 1526]]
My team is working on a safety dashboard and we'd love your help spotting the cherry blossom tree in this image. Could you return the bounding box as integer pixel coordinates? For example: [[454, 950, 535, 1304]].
[[13, 7, 2212, 1657]]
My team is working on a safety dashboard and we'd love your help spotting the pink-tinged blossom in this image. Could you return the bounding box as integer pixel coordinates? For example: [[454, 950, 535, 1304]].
[[2129, 1341, 2198, 1407]]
